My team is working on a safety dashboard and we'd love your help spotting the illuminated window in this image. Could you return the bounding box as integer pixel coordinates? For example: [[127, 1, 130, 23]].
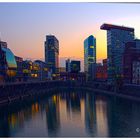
[[90, 46, 94, 48], [88, 56, 94, 60]]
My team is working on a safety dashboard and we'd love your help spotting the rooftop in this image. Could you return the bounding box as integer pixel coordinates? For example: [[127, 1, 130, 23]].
[[100, 23, 134, 32], [0, 41, 7, 48]]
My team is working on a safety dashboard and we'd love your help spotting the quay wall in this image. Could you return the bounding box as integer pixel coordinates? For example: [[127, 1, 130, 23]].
[[1, 80, 140, 105]]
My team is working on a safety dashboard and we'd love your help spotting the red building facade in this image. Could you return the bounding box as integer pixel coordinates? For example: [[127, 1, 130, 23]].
[[123, 41, 140, 84], [96, 59, 107, 81]]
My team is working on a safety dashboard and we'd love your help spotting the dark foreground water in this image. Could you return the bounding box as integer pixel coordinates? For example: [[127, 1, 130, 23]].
[[0, 89, 140, 137]]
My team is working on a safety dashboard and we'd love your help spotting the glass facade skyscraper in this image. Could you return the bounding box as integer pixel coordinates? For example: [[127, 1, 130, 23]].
[[45, 35, 59, 73], [84, 35, 96, 81], [100, 23, 135, 83]]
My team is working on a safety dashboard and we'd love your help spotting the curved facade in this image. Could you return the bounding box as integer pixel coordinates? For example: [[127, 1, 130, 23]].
[[1, 47, 17, 79], [2, 47, 17, 69]]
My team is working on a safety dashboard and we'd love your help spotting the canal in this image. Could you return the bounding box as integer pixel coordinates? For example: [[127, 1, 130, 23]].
[[0, 88, 140, 137]]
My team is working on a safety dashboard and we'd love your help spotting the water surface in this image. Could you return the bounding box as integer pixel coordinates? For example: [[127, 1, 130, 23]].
[[0, 89, 140, 137]]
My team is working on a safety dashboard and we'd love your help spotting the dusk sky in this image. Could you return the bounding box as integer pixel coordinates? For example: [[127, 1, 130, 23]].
[[0, 3, 140, 70]]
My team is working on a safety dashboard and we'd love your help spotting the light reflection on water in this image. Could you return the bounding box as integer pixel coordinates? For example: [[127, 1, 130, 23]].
[[0, 90, 140, 137]]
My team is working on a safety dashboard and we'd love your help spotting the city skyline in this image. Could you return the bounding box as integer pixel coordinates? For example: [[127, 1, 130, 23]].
[[1, 3, 140, 70], [1, 3, 140, 138]]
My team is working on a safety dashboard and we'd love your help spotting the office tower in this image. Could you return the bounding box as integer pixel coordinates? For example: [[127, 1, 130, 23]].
[[66, 59, 71, 72], [66, 59, 81, 73], [45, 35, 59, 73], [70, 60, 81, 73], [123, 39, 140, 84], [84, 35, 96, 81], [100, 23, 135, 83]]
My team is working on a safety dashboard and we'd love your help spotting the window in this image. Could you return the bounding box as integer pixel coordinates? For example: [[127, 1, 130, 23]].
[[90, 46, 94, 49]]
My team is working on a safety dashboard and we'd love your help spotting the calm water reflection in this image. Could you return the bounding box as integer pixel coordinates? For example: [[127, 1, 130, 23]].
[[0, 89, 140, 137]]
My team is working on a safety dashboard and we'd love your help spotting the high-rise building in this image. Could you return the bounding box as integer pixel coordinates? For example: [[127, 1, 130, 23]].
[[66, 59, 81, 73], [123, 40, 140, 84], [84, 35, 96, 81], [66, 59, 71, 72], [100, 23, 135, 83], [70, 60, 81, 73], [45, 35, 59, 73]]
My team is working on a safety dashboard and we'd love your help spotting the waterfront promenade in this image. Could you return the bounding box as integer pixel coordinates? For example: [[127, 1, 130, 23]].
[[0, 80, 140, 105]]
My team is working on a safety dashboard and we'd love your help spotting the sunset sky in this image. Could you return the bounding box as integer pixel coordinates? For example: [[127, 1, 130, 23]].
[[0, 3, 140, 69]]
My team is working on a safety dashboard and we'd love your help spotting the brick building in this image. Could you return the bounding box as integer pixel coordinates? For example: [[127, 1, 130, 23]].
[[123, 41, 140, 84]]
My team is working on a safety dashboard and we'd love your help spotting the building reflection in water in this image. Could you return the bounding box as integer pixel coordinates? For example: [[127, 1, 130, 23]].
[[1, 91, 140, 137], [46, 95, 60, 137], [107, 97, 140, 137], [66, 92, 82, 121], [0, 102, 41, 137], [84, 93, 96, 136], [8, 102, 40, 129], [0, 112, 10, 137], [95, 96, 108, 137]]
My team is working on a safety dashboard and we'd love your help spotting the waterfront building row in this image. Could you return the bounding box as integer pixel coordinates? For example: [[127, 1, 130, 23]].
[[100, 23, 140, 85], [0, 41, 52, 83], [83, 23, 140, 85]]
